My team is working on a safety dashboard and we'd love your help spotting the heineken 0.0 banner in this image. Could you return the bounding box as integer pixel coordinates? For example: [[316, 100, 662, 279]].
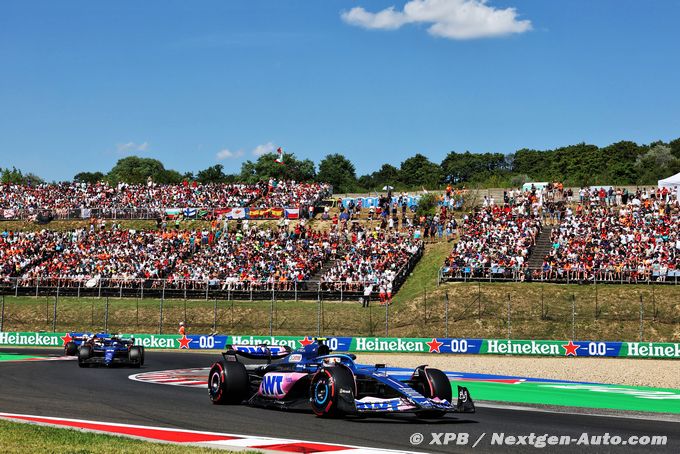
[[1, 331, 680, 359]]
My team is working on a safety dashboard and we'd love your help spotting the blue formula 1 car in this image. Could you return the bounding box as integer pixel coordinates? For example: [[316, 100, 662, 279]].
[[76, 333, 145, 368], [63, 332, 108, 356], [208, 339, 475, 418]]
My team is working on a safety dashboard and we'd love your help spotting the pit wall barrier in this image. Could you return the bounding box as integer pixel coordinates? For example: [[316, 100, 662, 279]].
[[2, 332, 679, 359]]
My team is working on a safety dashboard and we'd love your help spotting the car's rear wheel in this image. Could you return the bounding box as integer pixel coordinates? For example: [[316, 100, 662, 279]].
[[78, 345, 92, 368], [310, 366, 355, 418], [129, 346, 143, 368], [65, 341, 78, 356], [209, 360, 249, 404], [413, 366, 451, 418]]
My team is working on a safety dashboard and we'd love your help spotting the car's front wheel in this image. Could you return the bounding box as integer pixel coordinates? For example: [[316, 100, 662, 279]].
[[208, 360, 249, 404], [128, 346, 143, 368], [413, 366, 452, 418], [78, 345, 92, 368], [310, 366, 355, 418]]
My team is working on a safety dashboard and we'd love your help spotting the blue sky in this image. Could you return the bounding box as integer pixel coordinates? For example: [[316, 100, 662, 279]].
[[1, 0, 679, 181]]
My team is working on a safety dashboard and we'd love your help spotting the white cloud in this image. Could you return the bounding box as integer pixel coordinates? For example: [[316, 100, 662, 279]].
[[341, 0, 532, 40], [216, 148, 244, 160], [252, 141, 276, 157], [116, 141, 149, 154]]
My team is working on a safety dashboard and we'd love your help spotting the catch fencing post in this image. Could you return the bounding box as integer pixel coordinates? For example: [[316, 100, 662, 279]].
[[1, 294, 5, 332], [571, 294, 576, 340], [639, 294, 644, 341], [98, 279, 101, 299], [213, 298, 217, 333], [140, 279, 143, 299], [205, 280, 209, 301], [77, 281, 81, 298], [158, 297, 163, 334], [269, 294, 274, 336], [105, 297, 109, 332], [15, 278, 18, 297], [444, 292, 449, 338], [294, 281, 297, 302], [53, 289, 58, 333], [36, 277, 39, 298], [506, 293, 511, 340], [594, 281, 598, 319], [317, 298, 321, 336], [385, 297, 389, 337]]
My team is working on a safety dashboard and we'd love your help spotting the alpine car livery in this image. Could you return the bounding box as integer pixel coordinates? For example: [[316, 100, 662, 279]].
[[76, 333, 145, 368], [208, 339, 475, 418]]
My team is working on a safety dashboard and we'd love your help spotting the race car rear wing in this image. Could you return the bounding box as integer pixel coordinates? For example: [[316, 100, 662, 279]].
[[223, 344, 292, 361]]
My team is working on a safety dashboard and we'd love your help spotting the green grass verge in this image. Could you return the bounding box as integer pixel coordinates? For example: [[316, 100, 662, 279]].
[[0, 418, 245, 453], [392, 241, 453, 305]]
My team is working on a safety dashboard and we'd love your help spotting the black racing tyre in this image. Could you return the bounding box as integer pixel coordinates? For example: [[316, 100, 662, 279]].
[[310, 366, 355, 418], [78, 345, 92, 368], [139, 346, 145, 366], [414, 367, 452, 418], [209, 360, 249, 404], [128, 346, 143, 368], [65, 341, 78, 356]]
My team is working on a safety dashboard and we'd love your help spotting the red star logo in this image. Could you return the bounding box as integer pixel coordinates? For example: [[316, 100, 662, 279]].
[[60, 333, 73, 346], [562, 340, 579, 356], [426, 338, 444, 353], [298, 336, 314, 347], [178, 335, 192, 349]]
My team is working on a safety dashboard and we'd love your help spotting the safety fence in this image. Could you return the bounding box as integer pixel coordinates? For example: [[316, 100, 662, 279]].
[[1, 280, 678, 342]]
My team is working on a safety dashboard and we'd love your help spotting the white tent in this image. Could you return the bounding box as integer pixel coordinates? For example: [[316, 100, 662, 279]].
[[658, 172, 680, 199]]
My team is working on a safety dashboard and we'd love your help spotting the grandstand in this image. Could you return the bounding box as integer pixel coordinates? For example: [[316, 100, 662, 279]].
[[0, 180, 423, 301], [1, 178, 679, 307], [439, 185, 679, 284]]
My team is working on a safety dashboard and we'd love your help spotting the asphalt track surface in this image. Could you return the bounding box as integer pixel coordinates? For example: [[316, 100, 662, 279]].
[[1, 348, 679, 453]]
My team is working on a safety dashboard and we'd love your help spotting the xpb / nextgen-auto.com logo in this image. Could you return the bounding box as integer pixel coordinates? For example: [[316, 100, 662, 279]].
[[409, 432, 668, 448]]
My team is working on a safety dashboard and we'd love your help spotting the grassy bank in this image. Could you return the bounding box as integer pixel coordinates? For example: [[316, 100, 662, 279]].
[[2, 279, 680, 341], [0, 418, 236, 453]]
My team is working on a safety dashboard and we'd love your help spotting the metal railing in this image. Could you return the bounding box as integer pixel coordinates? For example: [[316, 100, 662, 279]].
[[438, 265, 680, 285]]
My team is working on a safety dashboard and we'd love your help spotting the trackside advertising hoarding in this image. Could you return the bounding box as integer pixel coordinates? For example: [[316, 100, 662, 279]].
[[1, 332, 680, 359]]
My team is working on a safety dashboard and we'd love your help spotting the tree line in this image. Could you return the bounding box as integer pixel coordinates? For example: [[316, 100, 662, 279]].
[[6, 137, 680, 192]]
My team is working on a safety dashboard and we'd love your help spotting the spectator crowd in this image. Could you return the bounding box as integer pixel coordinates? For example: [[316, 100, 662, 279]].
[[540, 187, 679, 282], [442, 185, 680, 284], [441, 203, 542, 280], [0, 179, 331, 220]]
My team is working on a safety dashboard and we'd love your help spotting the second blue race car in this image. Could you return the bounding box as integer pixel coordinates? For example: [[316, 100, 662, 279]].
[[75, 333, 145, 368]]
